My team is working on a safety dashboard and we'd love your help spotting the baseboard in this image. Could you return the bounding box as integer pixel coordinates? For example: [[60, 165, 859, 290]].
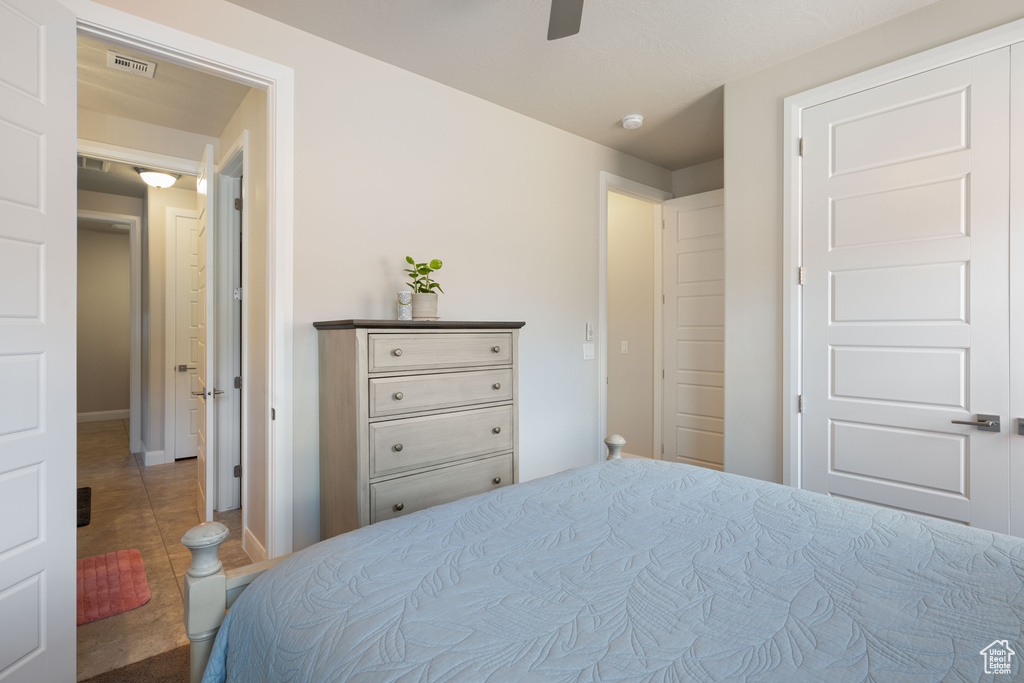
[[77, 409, 129, 423], [143, 449, 171, 467], [243, 526, 268, 563]]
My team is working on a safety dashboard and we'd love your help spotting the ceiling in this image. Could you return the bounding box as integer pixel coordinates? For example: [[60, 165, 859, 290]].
[[223, 0, 938, 170], [78, 35, 251, 138], [78, 158, 197, 198]]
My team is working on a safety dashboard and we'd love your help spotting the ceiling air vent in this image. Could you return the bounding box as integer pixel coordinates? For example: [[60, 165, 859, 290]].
[[106, 51, 157, 78], [77, 156, 110, 172]]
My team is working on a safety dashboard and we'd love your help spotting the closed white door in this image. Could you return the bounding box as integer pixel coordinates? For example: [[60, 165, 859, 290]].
[[801, 50, 1011, 531], [197, 144, 217, 522], [662, 190, 724, 470], [0, 0, 76, 678], [172, 212, 200, 460]]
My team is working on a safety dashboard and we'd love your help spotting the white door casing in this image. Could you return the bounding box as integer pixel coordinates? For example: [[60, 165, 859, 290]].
[[0, 0, 76, 679], [662, 190, 725, 470], [172, 211, 200, 460], [1010, 44, 1024, 538], [800, 51, 1010, 531], [197, 144, 217, 522]]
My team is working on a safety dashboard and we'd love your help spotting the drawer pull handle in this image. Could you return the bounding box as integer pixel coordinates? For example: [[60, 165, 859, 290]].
[[393, 392, 404, 401], [492, 345, 501, 353], [492, 427, 501, 434], [393, 443, 403, 452], [492, 383, 501, 390], [393, 502, 404, 512], [393, 348, 403, 357], [492, 477, 502, 485]]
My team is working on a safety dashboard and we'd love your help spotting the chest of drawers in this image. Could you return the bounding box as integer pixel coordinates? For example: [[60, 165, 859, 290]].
[[314, 320, 525, 539]]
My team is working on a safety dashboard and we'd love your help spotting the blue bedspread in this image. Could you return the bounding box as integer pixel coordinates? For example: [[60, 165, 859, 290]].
[[203, 459, 1024, 681]]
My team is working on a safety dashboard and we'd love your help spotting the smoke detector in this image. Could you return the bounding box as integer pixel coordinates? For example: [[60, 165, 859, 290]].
[[106, 50, 157, 78], [621, 114, 644, 130]]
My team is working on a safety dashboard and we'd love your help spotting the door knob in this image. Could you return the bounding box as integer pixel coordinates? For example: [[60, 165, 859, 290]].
[[212, 389, 225, 397], [1018, 418, 1024, 436], [191, 390, 206, 398], [950, 414, 1000, 432]]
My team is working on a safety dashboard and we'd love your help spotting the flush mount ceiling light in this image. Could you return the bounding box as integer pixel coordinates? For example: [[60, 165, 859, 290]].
[[621, 114, 644, 130], [135, 167, 180, 189]]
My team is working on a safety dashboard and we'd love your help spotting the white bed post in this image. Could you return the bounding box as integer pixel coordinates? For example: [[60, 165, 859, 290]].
[[182, 521, 230, 683], [605, 434, 626, 460]]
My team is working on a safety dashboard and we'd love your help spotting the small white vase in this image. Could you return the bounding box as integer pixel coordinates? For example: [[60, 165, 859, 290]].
[[411, 292, 438, 320]]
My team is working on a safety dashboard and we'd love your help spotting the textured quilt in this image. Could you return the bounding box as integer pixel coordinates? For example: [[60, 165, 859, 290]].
[[203, 459, 1024, 681]]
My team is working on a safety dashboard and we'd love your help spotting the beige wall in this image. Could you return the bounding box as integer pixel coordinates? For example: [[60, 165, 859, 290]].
[[723, 0, 1024, 482], [77, 189, 143, 217], [145, 186, 199, 453], [672, 159, 723, 197], [217, 88, 269, 545], [77, 227, 131, 415], [93, 0, 673, 550], [607, 192, 657, 457], [78, 109, 218, 162]]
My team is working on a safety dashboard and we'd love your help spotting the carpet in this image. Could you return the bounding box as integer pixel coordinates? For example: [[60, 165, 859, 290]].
[[80, 645, 189, 683], [77, 486, 91, 527], [77, 549, 152, 625]]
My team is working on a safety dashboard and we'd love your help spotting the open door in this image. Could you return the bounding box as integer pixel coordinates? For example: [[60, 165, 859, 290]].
[[196, 144, 217, 521], [0, 0, 76, 678]]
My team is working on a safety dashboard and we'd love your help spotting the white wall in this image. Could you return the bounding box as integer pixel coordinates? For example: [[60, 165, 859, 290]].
[[78, 108, 218, 161], [217, 88, 269, 546], [723, 0, 1024, 482], [672, 159, 723, 197], [607, 192, 657, 457], [77, 226, 130, 415], [91, 0, 673, 550]]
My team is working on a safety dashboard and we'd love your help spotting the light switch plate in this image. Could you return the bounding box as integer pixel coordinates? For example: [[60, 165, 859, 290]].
[[583, 343, 595, 360], [585, 323, 593, 341], [621, 341, 628, 354]]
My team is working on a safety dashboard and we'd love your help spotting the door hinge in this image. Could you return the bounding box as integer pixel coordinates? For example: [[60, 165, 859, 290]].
[[798, 266, 804, 285], [233, 287, 243, 300], [233, 465, 242, 478], [798, 138, 805, 156], [661, 444, 664, 456], [798, 395, 804, 413], [662, 369, 665, 379], [662, 294, 665, 304], [234, 376, 242, 389], [271, 407, 276, 420], [662, 219, 665, 230], [234, 197, 243, 211]]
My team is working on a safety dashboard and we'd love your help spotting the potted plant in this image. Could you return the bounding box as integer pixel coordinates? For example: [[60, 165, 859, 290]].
[[404, 256, 443, 320]]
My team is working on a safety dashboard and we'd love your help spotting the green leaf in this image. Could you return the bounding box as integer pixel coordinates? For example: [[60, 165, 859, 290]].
[[405, 256, 415, 265], [417, 266, 431, 275], [434, 284, 444, 293], [429, 259, 443, 270]]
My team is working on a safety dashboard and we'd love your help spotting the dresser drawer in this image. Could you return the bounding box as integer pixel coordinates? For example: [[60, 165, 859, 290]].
[[370, 454, 512, 523], [368, 333, 512, 372], [369, 369, 513, 417], [370, 406, 513, 478]]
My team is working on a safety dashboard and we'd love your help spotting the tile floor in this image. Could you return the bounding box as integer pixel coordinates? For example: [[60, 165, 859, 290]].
[[76, 420, 252, 680]]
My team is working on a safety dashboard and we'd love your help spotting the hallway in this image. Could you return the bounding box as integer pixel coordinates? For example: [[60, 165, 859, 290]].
[[76, 420, 251, 680]]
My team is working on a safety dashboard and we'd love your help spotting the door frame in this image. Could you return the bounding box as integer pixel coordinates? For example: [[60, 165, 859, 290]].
[[67, 0, 296, 557], [76, 209, 142, 453], [782, 16, 1024, 490], [216, 133, 248, 512], [163, 206, 199, 466], [598, 172, 672, 461]]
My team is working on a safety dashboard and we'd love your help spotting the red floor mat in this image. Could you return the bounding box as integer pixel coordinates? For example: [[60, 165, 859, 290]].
[[77, 549, 152, 625]]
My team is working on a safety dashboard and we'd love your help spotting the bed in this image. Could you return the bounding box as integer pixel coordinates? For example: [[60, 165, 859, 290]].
[[182, 438, 1024, 682]]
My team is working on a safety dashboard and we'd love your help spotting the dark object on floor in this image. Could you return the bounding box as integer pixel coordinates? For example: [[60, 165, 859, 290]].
[[80, 644, 189, 683], [77, 486, 91, 527]]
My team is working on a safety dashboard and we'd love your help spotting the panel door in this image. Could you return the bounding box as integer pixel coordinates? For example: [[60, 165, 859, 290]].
[[173, 212, 200, 459], [196, 144, 216, 522], [0, 0, 76, 679], [801, 51, 1010, 531], [662, 190, 724, 470]]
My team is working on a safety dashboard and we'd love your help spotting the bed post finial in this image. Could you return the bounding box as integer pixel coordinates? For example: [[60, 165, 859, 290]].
[[182, 521, 230, 683], [604, 434, 626, 460]]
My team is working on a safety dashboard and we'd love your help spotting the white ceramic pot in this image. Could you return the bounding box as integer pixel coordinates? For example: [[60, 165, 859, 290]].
[[411, 292, 438, 320]]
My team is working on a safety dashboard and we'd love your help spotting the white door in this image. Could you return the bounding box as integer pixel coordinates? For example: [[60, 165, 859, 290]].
[[801, 50, 1010, 531], [662, 190, 724, 470], [1011, 44, 1024, 538], [172, 212, 200, 460], [196, 144, 217, 522], [0, 0, 76, 679]]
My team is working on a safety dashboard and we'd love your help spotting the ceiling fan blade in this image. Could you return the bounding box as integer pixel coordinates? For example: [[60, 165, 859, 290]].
[[548, 0, 584, 40]]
